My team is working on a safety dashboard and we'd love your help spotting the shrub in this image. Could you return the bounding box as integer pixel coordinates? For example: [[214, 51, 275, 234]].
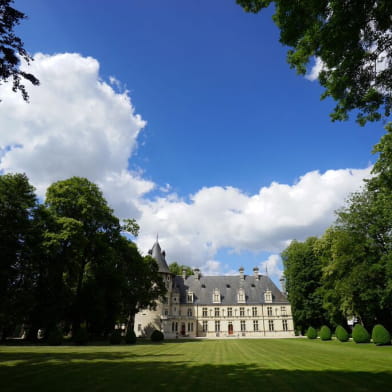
[[352, 324, 370, 343], [125, 329, 137, 344], [151, 330, 164, 342], [319, 325, 332, 341], [109, 329, 122, 345], [73, 327, 89, 345], [372, 324, 391, 346], [47, 328, 63, 346], [306, 326, 317, 339], [335, 325, 349, 342]]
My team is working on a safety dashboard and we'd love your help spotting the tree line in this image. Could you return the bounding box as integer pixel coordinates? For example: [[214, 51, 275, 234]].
[[282, 124, 392, 333], [0, 175, 166, 341]]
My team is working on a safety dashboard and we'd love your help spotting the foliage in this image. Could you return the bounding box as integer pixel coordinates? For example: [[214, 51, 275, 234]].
[[151, 330, 164, 342], [0, 0, 39, 101], [237, 0, 392, 125], [125, 329, 136, 344], [109, 329, 122, 345], [352, 324, 370, 344], [319, 326, 332, 341], [371, 324, 391, 346], [335, 326, 349, 342], [169, 262, 194, 276], [281, 237, 328, 333], [47, 328, 63, 346], [306, 326, 317, 339], [73, 327, 89, 345]]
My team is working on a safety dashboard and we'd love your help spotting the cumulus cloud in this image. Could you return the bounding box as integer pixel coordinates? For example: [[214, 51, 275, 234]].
[[259, 254, 283, 282], [305, 57, 324, 81]]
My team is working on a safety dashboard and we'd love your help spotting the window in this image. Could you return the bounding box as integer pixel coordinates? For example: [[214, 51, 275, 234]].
[[202, 307, 208, 317], [172, 322, 175, 332], [252, 307, 257, 317], [215, 320, 220, 332], [253, 320, 259, 331], [138, 324, 141, 331], [164, 309, 168, 316], [227, 307, 232, 317], [188, 322, 193, 332], [283, 319, 288, 331], [203, 320, 208, 332], [267, 306, 273, 316], [268, 320, 274, 331], [240, 307, 245, 316], [264, 290, 272, 303], [240, 320, 246, 331], [215, 307, 220, 317], [281, 306, 287, 316], [237, 288, 246, 303], [213, 288, 221, 303], [187, 308, 192, 317], [187, 291, 194, 303], [175, 322, 178, 332]]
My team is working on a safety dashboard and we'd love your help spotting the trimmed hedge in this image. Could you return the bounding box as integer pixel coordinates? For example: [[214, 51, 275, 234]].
[[319, 325, 332, 341], [73, 327, 89, 345], [125, 330, 137, 344], [47, 328, 63, 346], [306, 326, 317, 339], [335, 325, 349, 342], [352, 324, 370, 343], [372, 324, 391, 346], [109, 329, 122, 345], [151, 330, 164, 342]]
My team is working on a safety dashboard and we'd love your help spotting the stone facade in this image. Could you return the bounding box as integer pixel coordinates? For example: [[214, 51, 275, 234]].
[[134, 241, 294, 338]]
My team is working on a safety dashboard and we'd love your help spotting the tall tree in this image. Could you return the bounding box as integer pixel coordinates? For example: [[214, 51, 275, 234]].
[[237, 0, 392, 125], [169, 262, 194, 276], [0, 0, 39, 101]]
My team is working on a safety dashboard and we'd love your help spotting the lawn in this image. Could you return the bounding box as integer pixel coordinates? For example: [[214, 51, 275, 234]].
[[1, 338, 392, 391]]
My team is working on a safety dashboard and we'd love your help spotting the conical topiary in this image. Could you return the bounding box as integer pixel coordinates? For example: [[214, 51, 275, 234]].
[[371, 324, 391, 346], [352, 324, 370, 343], [125, 329, 137, 344], [319, 325, 332, 341], [306, 326, 317, 339], [335, 325, 349, 342], [151, 330, 164, 342]]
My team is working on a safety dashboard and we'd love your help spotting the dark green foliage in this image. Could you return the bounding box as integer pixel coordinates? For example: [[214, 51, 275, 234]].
[[109, 330, 122, 345], [169, 262, 193, 276], [237, 0, 392, 125], [372, 324, 391, 346], [151, 330, 164, 342], [335, 326, 349, 342], [47, 328, 63, 346], [319, 326, 332, 341], [125, 329, 137, 344], [73, 328, 89, 345], [306, 327, 317, 339], [352, 324, 370, 344]]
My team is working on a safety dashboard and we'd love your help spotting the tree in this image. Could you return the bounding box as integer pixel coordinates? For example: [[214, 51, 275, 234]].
[[237, 0, 392, 125], [0, 0, 39, 101], [169, 262, 194, 276]]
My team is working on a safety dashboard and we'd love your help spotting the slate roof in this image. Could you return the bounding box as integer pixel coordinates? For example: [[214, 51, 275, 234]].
[[149, 241, 171, 274], [172, 274, 288, 305]]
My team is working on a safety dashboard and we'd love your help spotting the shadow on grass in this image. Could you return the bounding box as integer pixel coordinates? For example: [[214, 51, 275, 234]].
[[1, 352, 391, 392]]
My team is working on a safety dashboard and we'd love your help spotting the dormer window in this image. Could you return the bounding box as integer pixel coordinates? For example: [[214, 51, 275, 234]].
[[213, 288, 221, 303], [237, 288, 246, 303], [264, 289, 272, 303], [187, 291, 194, 303]]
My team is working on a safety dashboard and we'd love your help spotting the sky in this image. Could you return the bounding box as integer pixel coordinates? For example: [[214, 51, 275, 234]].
[[0, 0, 387, 286]]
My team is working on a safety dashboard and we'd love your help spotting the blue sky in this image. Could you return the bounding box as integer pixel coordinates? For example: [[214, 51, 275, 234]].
[[1, 1, 387, 284]]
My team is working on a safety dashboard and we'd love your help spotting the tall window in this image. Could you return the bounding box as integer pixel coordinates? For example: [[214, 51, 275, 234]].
[[187, 291, 194, 303], [253, 320, 259, 331], [268, 320, 274, 331], [188, 322, 193, 332], [202, 307, 208, 317], [203, 320, 208, 332], [215, 320, 220, 332], [213, 289, 221, 303], [267, 306, 273, 316], [172, 322, 175, 332], [187, 308, 192, 317], [227, 307, 232, 317], [240, 320, 246, 331], [164, 309, 168, 316], [240, 307, 245, 316], [252, 307, 257, 317], [281, 306, 287, 316], [282, 319, 288, 331], [215, 307, 220, 317], [237, 288, 246, 303], [264, 290, 272, 303]]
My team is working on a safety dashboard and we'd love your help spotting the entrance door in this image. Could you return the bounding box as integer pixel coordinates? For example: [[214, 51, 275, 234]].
[[228, 322, 233, 335], [181, 323, 186, 336]]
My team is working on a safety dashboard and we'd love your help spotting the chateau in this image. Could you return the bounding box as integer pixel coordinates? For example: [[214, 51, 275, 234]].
[[134, 240, 294, 338]]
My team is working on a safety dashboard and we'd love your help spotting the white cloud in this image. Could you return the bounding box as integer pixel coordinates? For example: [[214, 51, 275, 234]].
[[259, 254, 283, 282], [305, 57, 324, 81]]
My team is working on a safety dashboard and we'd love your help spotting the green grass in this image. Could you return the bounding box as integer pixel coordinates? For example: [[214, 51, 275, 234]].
[[1, 338, 392, 391]]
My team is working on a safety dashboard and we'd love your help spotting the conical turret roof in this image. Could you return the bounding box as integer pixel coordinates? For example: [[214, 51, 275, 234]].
[[149, 240, 171, 274]]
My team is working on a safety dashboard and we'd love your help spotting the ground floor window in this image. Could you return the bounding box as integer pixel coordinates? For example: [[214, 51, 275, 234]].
[[268, 320, 274, 331], [282, 319, 288, 331], [215, 320, 220, 332], [203, 320, 208, 332], [188, 322, 193, 332], [253, 320, 258, 331], [240, 320, 246, 331]]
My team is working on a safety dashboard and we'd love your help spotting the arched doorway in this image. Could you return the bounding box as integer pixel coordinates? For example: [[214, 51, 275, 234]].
[[181, 323, 186, 336], [228, 322, 233, 335]]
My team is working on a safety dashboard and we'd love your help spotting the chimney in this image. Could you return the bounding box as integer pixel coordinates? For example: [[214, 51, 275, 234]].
[[182, 268, 187, 279], [239, 266, 244, 280], [253, 267, 259, 280], [280, 276, 286, 294], [194, 268, 200, 280]]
